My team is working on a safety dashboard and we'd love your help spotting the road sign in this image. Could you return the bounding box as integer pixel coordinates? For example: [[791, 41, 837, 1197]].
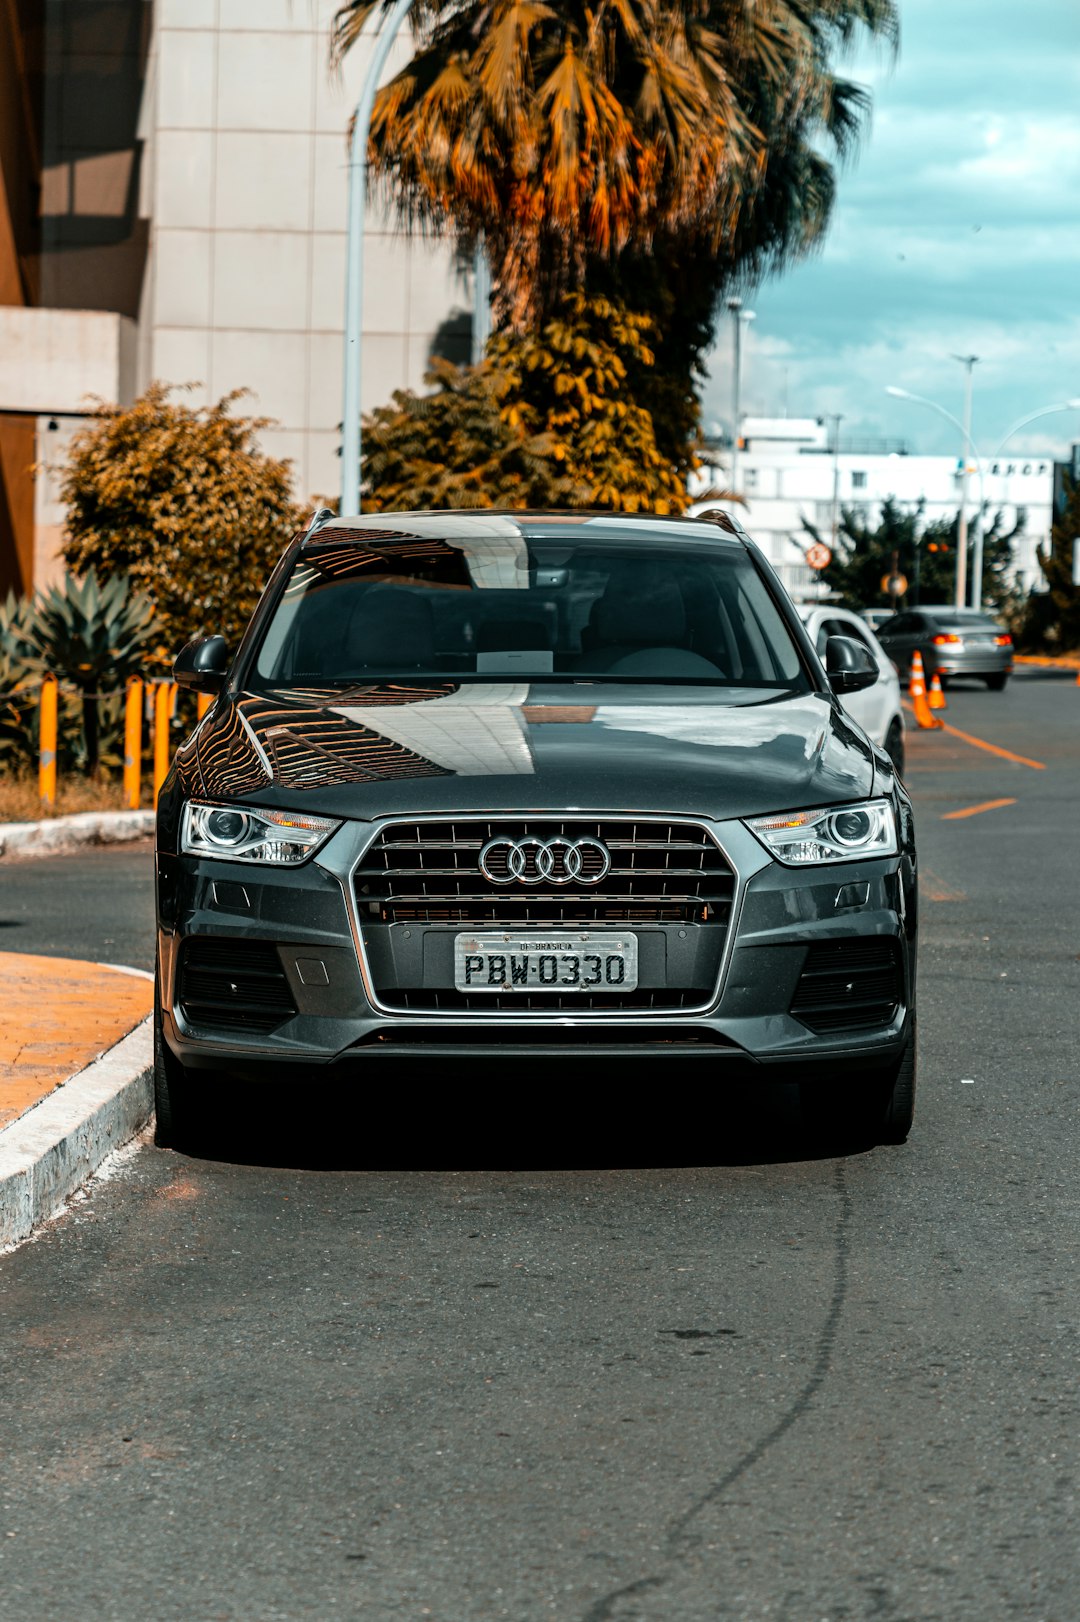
[[806, 542, 832, 571], [881, 572, 908, 598]]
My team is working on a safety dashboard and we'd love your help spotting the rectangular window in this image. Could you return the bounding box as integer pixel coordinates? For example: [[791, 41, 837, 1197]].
[[851, 470, 867, 489]]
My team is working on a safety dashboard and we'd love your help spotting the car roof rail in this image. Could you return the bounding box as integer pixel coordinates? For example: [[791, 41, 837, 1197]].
[[305, 506, 336, 537], [694, 508, 747, 539]]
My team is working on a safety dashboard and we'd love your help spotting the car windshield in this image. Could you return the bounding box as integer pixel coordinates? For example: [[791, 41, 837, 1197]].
[[252, 528, 811, 691]]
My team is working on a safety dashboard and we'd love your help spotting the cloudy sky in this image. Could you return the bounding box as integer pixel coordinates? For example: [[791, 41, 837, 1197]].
[[701, 0, 1080, 461]]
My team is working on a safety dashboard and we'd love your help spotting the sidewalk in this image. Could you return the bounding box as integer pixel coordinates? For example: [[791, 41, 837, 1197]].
[[0, 951, 154, 1247]]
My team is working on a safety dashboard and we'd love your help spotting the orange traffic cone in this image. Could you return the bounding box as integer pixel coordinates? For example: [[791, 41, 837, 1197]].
[[927, 670, 947, 710], [909, 650, 943, 730]]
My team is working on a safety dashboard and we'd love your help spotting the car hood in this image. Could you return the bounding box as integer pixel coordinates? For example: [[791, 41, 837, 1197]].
[[178, 682, 878, 821]]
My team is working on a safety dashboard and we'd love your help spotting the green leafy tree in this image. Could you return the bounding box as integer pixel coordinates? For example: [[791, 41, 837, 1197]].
[[332, 1, 898, 463], [803, 498, 1022, 612], [364, 294, 690, 513], [59, 384, 304, 660], [362, 360, 566, 511]]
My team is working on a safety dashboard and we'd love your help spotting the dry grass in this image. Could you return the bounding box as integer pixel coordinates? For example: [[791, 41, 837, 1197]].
[[0, 773, 135, 822]]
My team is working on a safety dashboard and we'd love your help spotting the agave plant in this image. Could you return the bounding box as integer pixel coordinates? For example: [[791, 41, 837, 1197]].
[[0, 592, 40, 771], [24, 571, 157, 778]]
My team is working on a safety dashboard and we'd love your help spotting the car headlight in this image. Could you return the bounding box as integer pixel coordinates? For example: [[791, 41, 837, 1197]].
[[181, 803, 340, 865], [745, 799, 898, 865]]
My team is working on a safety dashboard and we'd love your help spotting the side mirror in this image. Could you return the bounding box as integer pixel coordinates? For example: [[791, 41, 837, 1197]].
[[173, 635, 230, 695], [825, 635, 879, 694]]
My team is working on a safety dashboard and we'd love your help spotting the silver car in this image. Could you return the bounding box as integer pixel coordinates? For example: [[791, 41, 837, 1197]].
[[798, 604, 905, 775], [876, 607, 1014, 691]]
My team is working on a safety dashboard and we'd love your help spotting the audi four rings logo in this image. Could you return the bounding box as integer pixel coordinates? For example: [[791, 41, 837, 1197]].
[[479, 836, 611, 886]]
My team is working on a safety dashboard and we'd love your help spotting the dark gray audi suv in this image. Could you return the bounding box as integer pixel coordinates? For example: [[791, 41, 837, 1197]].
[[155, 510, 918, 1145]]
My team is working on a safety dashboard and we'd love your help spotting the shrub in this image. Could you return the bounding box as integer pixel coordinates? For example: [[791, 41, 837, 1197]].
[[362, 295, 691, 515], [59, 384, 305, 660]]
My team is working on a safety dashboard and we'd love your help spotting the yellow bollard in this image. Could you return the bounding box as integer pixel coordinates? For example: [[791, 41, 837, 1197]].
[[153, 681, 174, 808], [123, 677, 143, 809], [196, 691, 213, 720], [38, 675, 58, 811]]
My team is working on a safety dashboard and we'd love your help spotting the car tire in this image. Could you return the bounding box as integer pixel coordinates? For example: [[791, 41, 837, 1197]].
[[877, 1021, 917, 1145], [800, 1022, 916, 1147], [984, 674, 1008, 691], [154, 973, 193, 1149], [884, 718, 905, 777]]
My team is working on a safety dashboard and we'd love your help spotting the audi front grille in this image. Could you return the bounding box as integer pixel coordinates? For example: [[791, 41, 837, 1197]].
[[351, 818, 736, 1015]]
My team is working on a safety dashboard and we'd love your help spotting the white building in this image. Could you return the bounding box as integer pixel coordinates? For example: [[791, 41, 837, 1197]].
[[689, 416, 1055, 600], [2, 0, 470, 594]]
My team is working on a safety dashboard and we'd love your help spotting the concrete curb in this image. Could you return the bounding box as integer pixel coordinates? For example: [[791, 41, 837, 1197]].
[[0, 1016, 153, 1250], [0, 808, 155, 861]]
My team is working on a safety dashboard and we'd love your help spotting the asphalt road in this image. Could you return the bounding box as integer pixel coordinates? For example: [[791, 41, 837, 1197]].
[[1, 669, 1077, 1621], [0, 841, 155, 970]]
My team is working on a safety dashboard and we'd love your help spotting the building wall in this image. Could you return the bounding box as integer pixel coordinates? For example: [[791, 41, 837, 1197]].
[[1, 0, 45, 594], [1, 0, 470, 594], [0, 304, 138, 592], [690, 417, 1054, 600], [39, 0, 151, 317], [141, 0, 472, 507], [0, 416, 36, 595]]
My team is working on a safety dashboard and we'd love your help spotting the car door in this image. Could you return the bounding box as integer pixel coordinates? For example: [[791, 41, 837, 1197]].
[[876, 612, 916, 673]]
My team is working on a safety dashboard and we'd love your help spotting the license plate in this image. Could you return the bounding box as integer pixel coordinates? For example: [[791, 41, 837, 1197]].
[[453, 932, 638, 993]]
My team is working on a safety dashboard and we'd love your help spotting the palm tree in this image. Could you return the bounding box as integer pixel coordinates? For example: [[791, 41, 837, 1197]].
[[332, 0, 898, 330]]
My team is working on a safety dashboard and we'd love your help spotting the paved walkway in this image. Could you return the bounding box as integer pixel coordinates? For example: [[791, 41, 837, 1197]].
[[0, 952, 153, 1130]]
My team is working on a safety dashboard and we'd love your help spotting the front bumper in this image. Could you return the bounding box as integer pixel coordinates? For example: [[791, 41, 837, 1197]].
[[157, 811, 917, 1075]]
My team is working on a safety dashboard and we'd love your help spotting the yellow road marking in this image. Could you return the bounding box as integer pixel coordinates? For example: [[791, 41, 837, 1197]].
[[939, 721, 1047, 769], [941, 797, 1017, 820], [902, 702, 1047, 769], [918, 866, 967, 902]]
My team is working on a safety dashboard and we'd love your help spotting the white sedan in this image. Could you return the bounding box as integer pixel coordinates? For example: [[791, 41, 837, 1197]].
[[798, 603, 905, 775]]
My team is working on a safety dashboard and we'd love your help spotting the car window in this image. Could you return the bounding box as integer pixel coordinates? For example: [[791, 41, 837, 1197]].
[[935, 614, 1000, 633], [827, 617, 874, 651], [253, 531, 813, 691], [879, 615, 909, 636]]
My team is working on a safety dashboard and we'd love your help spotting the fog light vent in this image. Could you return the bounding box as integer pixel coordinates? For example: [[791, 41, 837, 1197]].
[[790, 938, 902, 1033], [178, 938, 297, 1032]]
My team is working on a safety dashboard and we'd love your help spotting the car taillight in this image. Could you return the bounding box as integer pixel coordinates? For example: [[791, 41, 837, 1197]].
[[994, 633, 1012, 646], [932, 633, 962, 645]]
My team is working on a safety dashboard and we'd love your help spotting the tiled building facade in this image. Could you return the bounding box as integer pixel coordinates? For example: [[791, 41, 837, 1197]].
[[1, 0, 470, 595]]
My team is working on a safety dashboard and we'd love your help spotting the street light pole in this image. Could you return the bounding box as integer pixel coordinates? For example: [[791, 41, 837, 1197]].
[[341, 0, 417, 515], [885, 383, 985, 611], [726, 300, 755, 495], [471, 241, 492, 365], [994, 398, 1080, 455], [727, 298, 742, 494], [952, 355, 979, 610], [827, 413, 844, 560]]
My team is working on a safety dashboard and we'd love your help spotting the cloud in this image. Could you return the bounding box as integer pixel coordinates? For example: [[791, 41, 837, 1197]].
[[702, 0, 1080, 458]]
